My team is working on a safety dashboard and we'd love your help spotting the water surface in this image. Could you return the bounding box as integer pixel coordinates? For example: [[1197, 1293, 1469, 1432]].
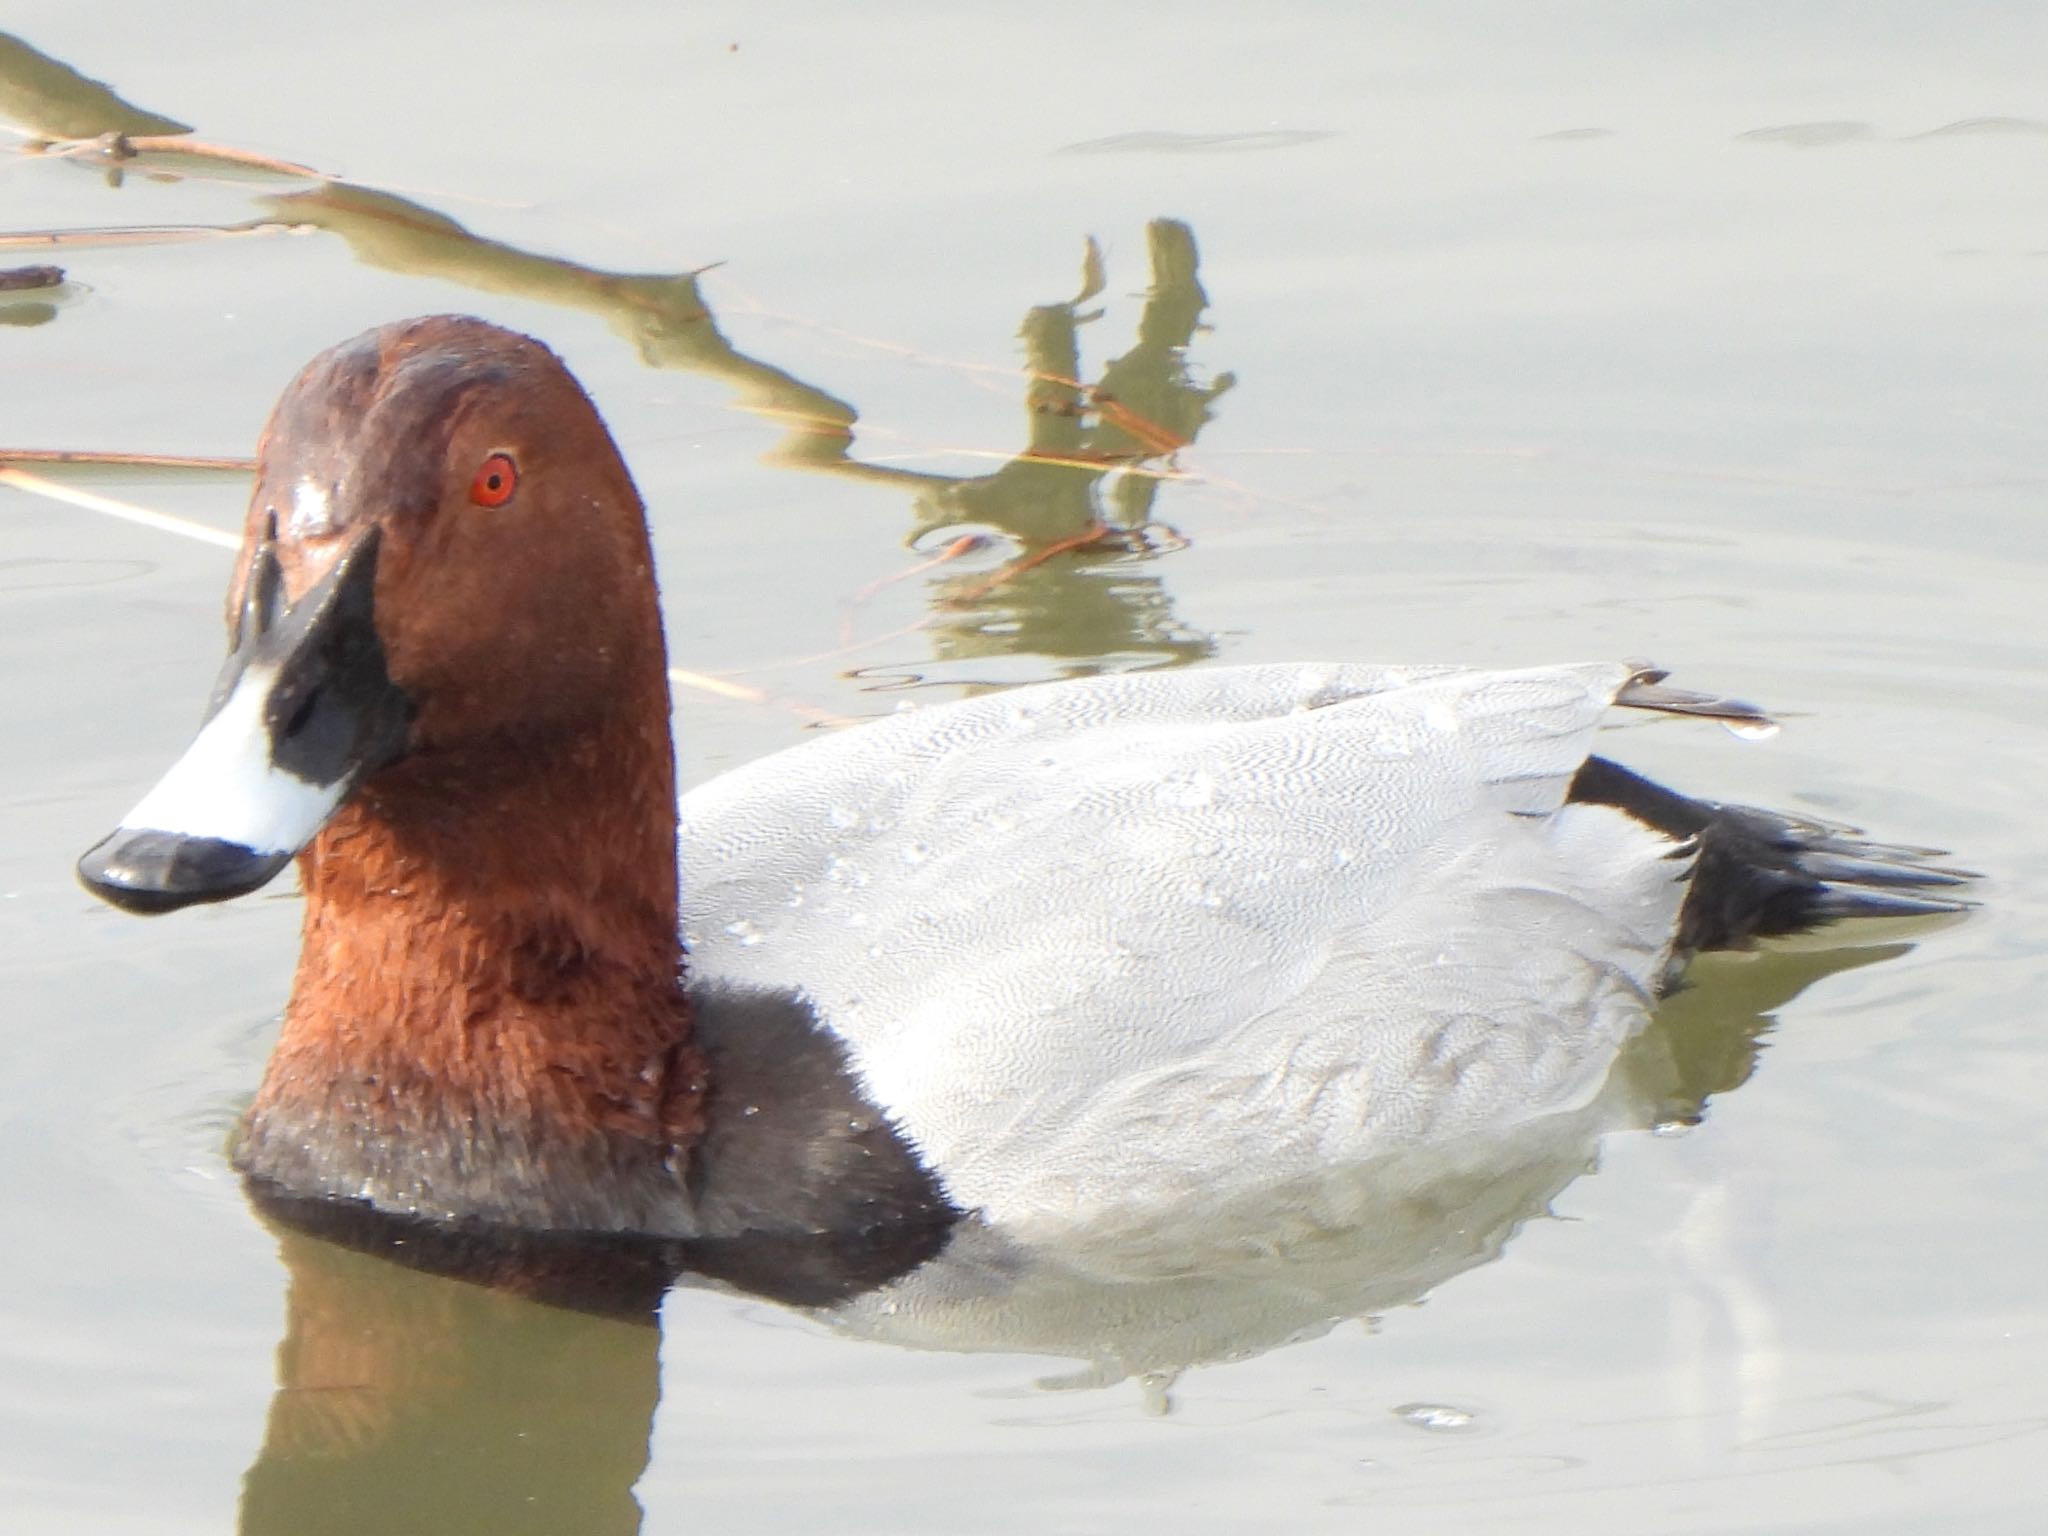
[[3, 7, 2045, 1532]]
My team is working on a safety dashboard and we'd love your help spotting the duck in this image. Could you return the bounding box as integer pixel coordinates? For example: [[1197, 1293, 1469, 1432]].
[[76, 315, 1971, 1249]]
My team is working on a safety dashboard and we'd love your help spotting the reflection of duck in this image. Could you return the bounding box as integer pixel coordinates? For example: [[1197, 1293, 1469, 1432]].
[[823, 942, 1906, 1393], [241, 1222, 663, 1536], [229, 942, 1906, 1536], [76, 315, 1968, 1256]]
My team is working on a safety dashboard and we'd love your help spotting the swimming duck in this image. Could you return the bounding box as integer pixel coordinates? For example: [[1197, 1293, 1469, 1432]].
[[76, 316, 1969, 1245]]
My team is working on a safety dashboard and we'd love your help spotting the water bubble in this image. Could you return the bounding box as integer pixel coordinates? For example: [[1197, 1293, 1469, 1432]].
[[1393, 1402, 1477, 1433], [723, 918, 765, 947]]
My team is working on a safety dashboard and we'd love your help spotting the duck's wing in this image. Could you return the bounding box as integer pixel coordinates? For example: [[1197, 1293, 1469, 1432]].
[[678, 661, 1686, 1227]]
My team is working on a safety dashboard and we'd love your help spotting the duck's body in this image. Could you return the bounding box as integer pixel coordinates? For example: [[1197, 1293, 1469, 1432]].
[[77, 316, 1969, 1249], [682, 660, 1691, 1231]]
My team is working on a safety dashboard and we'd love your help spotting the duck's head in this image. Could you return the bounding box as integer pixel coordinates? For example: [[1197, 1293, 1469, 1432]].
[[78, 315, 668, 914]]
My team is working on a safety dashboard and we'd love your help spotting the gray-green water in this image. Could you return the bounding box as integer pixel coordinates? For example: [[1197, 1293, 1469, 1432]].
[[4, 7, 2045, 1531]]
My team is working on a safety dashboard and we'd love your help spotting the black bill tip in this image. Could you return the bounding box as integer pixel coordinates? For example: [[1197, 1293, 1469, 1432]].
[[77, 829, 293, 915]]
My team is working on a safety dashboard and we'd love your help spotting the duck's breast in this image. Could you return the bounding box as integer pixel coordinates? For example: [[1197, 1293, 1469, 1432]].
[[679, 662, 1683, 1230]]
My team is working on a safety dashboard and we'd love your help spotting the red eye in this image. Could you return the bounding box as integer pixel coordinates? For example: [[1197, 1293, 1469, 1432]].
[[469, 452, 518, 508]]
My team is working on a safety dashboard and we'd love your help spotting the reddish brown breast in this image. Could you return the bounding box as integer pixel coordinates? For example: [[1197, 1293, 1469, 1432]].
[[219, 317, 708, 1229]]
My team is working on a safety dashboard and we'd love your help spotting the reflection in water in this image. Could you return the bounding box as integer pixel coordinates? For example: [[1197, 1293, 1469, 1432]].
[[258, 184, 1226, 679], [242, 1227, 660, 1536], [0, 30, 189, 138], [825, 944, 1905, 1392], [234, 942, 1907, 1530], [0, 261, 72, 328], [903, 220, 1227, 681], [4, 12, 1231, 679], [255, 182, 865, 472], [233, 1183, 954, 1536]]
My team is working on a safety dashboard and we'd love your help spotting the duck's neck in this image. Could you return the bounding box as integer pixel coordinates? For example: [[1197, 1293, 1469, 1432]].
[[237, 699, 712, 1234]]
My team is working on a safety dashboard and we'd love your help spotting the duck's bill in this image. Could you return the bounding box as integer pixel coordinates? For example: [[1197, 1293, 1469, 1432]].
[[77, 527, 412, 915]]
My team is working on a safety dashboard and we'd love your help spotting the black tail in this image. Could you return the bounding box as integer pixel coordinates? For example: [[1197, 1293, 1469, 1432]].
[[1566, 755, 1975, 957]]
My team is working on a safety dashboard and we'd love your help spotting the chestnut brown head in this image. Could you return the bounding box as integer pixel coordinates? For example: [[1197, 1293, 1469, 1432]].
[[79, 316, 667, 913]]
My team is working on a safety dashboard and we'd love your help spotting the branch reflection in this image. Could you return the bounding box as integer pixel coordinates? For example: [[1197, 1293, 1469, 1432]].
[[5, 17, 1232, 677], [256, 183, 1225, 680]]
